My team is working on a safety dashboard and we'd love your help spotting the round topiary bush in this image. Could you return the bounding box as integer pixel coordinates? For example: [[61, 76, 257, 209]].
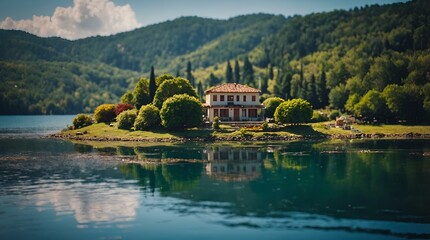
[[160, 94, 202, 130], [134, 104, 161, 130], [116, 109, 137, 130], [73, 114, 93, 129], [274, 98, 313, 125], [262, 97, 285, 119], [94, 104, 116, 123]]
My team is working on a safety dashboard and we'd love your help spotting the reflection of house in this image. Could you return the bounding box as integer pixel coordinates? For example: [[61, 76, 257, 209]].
[[205, 148, 262, 182], [203, 83, 263, 122]]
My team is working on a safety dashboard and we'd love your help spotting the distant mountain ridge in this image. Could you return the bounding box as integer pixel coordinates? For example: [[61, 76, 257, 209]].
[[0, 0, 429, 117]]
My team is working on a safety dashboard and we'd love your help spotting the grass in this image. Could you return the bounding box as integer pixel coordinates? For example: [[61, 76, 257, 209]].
[[60, 122, 430, 142]]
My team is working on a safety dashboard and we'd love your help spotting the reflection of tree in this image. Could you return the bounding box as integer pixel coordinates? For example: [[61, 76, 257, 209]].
[[119, 162, 202, 193]]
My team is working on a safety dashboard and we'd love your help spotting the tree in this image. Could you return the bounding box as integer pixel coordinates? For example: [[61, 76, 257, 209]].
[[207, 73, 221, 87], [268, 64, 274, 80], [197, 81, 204, 101], [234, 59, 241, 83], [353, 90, 389, 122], [149, 66, 156, 102], [73, 114, 92, 129], [242, 56, 254, 85], [225, 60, 233, 83], [345, 94, 361, 114], [156, 74, 175, 87], [152, 77, 198, 108], [383, 84, 425, 123], [329, 84, 348, 111], [134, 105, 161, 130], [186, 61, 195, 87], [308, 74, 317, 108], [274, 98, 313, 125], [160, 94, 203, 130], [94, 104, 116, 123], [262, 97, 285, 119], [316, 71, 329, 108], [133, 77, 150, 109], [120, 91, 134, 105], [116, 109, 137, 130]]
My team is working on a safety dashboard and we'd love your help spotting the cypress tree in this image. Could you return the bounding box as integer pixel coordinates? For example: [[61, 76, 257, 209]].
[[149, 66, 156, 102], [234, 59, 240, 83], [309, 74, 317, 108], [225, 60, 233, 83], [282, 73, 292, 100], [317, 71, 329, 108], [186, 61, 194, 87], [243, 57, 254, 85]]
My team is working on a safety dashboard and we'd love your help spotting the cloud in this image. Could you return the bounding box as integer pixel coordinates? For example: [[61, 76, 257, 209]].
[[0, 0, 141, 40]]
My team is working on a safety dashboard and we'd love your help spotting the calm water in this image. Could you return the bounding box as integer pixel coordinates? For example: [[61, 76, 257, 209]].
[[0, 116, 429, 239]]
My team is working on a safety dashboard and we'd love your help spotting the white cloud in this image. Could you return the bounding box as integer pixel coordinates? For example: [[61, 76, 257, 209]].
[[0, 0, 141, 40]]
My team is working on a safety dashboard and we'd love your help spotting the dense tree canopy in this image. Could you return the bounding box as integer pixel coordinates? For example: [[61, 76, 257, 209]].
[[160, 94, 203, 130], [274, 98, 313, 125], [152, 77, 198, 108], [262, 97, 285, 119]]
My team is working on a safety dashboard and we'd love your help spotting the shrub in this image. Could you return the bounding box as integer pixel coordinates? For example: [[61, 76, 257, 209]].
[[73, 114, 93, 129], [115, 103, 134, 116], [262, 97, 285, 118], [310, 111, 329, 122], [94, 104, 116, 123], [212, 116, 220, 130], [160, 94, 202, 130], [134, 105, 161, 130], [261, 121, 269, 131], [329, 110, 341, 120], [274, 98, 313, 125], [116, 109, 137, 130]]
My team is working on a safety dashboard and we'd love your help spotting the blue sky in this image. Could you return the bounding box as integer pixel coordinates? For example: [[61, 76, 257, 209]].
[[0, 0, 407, 39]]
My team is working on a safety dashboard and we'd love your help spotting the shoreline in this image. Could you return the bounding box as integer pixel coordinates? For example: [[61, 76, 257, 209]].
[[49, 132, 430, 143]]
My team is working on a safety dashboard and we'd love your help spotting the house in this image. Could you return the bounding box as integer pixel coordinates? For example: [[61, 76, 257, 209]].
[[335, 116, 355, 129], [203, 83, 263, 122]]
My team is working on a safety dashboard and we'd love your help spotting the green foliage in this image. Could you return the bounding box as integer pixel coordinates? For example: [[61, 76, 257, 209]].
[[133, 77, 150, 109], [153, 77, 198, 108], [345, 94, 361, 114], [262, 97, 285, 118], [149, 66, 156, 102], [116, 109, 137, 130], [310, 111, 328, 123], [261, 121, 269, 131], [329, 84, 348, 111], [121, 91, 134, 104], [242, 56, 254, 85], [353, 90, 389, 122], [383, 84, 425, 123], [73, 114, 93, 129], [160, 94, 203, 130], [274, 98, 313, 125], [94, 104, 116, 123], [155, 74, 175, 87], [212, 116, 220, 130], [329, 110, 341, 120], [225, 60, 233, 83], [134, 105, 161, 130]]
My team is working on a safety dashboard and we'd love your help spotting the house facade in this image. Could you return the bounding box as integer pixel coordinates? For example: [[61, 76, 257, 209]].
[[204, 83, 263, 122]]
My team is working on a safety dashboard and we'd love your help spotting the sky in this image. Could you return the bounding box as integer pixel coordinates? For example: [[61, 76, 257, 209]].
[[0, 0, 407, 40]]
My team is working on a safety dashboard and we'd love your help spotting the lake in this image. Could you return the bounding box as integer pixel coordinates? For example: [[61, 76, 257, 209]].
[[0, 116, 429, 239]]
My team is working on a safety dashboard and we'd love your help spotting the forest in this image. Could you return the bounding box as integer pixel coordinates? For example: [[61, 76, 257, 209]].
[[0, 0, 429, 123]]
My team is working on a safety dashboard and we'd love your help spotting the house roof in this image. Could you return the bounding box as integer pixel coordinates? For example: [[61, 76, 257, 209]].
[[205, 83, 260, 94]]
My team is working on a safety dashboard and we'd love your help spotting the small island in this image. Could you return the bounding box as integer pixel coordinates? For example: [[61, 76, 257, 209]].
[[54, 74, 430, 143]]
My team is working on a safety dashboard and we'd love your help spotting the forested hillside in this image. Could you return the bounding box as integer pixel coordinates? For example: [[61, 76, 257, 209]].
[[0, 0, 429, 122]]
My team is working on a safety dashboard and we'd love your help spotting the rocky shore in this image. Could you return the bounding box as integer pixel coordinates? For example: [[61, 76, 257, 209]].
[[49, 132, 430, 143]]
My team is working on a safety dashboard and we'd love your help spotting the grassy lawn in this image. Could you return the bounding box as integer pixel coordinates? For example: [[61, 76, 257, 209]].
[[60, 122, 430, 141]]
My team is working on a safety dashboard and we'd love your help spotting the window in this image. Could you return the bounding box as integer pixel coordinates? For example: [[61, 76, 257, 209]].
[[248, 109, 257, 118], [236, 95, 239, 102], [252, 95, 256, 102], [242, 109, 247, 117], [213, 95, 217, 101], [243, 95, 246, 102], [220, 109, 229, 117], [220, 95, 225, 101], [227, 95, 234, 102], [214, 109, 219, 117]]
